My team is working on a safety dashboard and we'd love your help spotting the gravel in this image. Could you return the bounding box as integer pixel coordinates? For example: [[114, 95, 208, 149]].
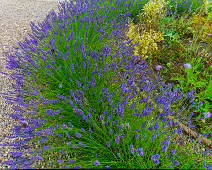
[[0, 0, 61, 168]]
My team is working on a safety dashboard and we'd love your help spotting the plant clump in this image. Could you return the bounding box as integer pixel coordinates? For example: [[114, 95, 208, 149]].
[[126, 23, 164, 59], [140, 0, 167, 29], [126, 0, 166, 59]]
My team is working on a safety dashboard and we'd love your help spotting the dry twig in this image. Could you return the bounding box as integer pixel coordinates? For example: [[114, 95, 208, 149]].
[[167, 116, 212, 149]]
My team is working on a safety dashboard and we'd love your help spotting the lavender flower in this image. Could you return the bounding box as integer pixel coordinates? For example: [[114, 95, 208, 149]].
[[136, 148, 144, 156], [135, 134, 140, 140], [82, 115, 88, 122], [176, 127, 183, 135], [171, 150, 177, 156], [152, 154, 160, 165], [94, 160, 100, 167], [106, 141, 111, 148], [100, 115, 104, 122], [154, 122, 160, 130], [88, 113, 92, 118], [203, 112, 211, 119], [70, 160, 75, 164], [58, 160, 64, 164], [76, 132, 82, 138], [43, 146, 50, 151], [81, 128, 85, 132], [162, 136, 171, 153], [152, 134, 157, 142], [74, 166, 82, 169], [130, 144, 135, 155], [115, 134, 120, 145], [173, 160, 180, 166]]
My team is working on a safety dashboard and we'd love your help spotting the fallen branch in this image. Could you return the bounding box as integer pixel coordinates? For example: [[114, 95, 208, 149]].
[[167, 116, 212, 149]]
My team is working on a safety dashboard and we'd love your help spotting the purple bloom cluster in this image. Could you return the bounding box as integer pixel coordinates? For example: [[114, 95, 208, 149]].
[[162, 136, 171, 153]]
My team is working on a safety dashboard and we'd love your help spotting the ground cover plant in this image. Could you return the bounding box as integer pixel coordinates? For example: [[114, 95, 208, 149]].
[[1, 0, 211, 169]]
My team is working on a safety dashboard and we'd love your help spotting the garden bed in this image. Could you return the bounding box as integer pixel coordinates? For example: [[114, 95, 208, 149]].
[[2, 0, 212, 169]]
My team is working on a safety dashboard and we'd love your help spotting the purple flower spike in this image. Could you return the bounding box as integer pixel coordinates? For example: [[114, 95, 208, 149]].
[[57, 159, 64, 164], [162, 136, 171, 153], [203, 112, 211, 119], [94, 160, 100, 167], [43, 146, 50, 151], [107, 142, 111, 148], [76, 132, 82, 138], [155, 65, 162, 71], [173, 160, 180, 166], [171, 150, 177, 156], [115, 134, 120, 145], [70, 160, 75, 164], [152, 154, 160, 165], [136, 148, 144, 156], [130, 144, 135, 155], [184, 63, 192, 69]]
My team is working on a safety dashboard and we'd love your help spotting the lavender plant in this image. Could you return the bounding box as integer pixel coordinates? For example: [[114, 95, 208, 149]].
[[2, 0, 211, 169]]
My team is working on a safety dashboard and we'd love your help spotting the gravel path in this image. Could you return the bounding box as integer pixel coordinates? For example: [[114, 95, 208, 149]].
[[0, 0, 62, 168]]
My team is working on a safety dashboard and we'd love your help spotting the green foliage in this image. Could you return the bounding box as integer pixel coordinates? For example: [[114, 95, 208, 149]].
[[166, 0, 204, 16]]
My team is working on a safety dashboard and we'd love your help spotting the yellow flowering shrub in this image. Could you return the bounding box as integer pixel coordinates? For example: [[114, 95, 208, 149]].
[[126, 0, 166, 59], [139, 0, 167, 30], [126, 21, 164, 59]]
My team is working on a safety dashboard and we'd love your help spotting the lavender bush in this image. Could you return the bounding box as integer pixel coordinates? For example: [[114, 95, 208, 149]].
[[2, 0, 211, 169]]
